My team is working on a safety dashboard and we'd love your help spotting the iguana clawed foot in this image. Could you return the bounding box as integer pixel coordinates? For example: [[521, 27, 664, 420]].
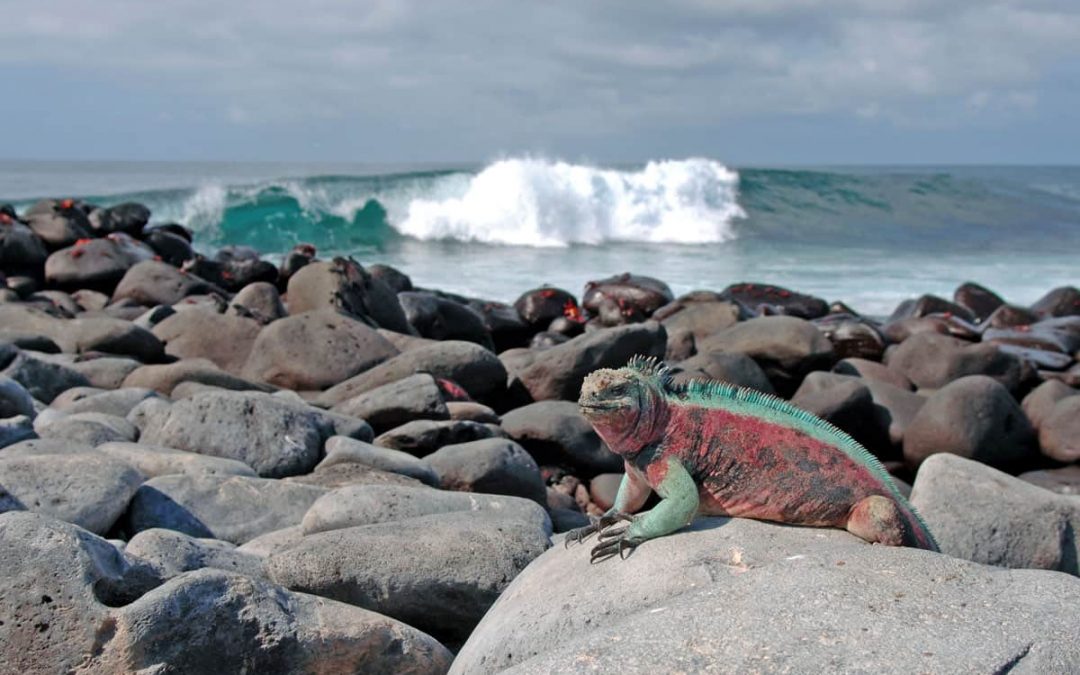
[[563, 512, 635, 549], [589, 524, 644, 563]]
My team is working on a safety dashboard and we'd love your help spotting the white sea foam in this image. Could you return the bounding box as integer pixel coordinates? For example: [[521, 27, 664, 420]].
[[396, 158, 745, 247], [176, 183, 228, 233]]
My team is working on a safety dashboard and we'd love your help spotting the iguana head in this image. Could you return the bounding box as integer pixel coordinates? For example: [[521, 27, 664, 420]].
[[579, 359, 669, 454]]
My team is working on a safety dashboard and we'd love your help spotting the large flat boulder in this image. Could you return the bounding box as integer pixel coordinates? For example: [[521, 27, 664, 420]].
[[122, 358, 272, 395], [299, 483, 549, 535], [268, 510, 551, 645], [911, 453, 1080, 575], [452, 516, 1080, 674], [0, 512, 452, 674], [124, 473, 328, 544], [0, 451, 144, 534], [96, 441, 257, 478]]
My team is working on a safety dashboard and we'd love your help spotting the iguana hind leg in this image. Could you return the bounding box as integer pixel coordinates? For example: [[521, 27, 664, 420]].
[[845, 495, 907, 547]]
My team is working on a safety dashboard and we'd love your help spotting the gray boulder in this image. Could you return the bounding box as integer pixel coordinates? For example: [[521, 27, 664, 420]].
[[374, 419, 505, 456], [331, 372, 448, 432], [319, 435, 440, 486], [0, 222, 48, 275], [911, 454, 1080, 575], [124, 528, 267, 580], [833, 356, 914, 390], [0, 512, 158, 674], [153, 309, 262, 375], [24, 205, 91, 247], [55, 317, 165, 361], [44, 238, 143, 290], [36, 412, 139, 446], [319, 340, 507, 406], [447, 400, 499, 423], [236, 525, 305, 557], [886, 332, 1023, 392], [423, 437, 546, 505], [1022, 379, 1078, 431], [0, 415, 36, 449], [0, 375, 36, 419], [96, 441, 257, 478], [671, 350, 776, 394], [300, 483, 549, 535], [124, 473, 328, 544], [111, 259, 219, 306], [510, 322, 667, 402], [655, 297, 742, 341], [500, 400, 622, 475], [0, 451, 144, 534], [123, 357, 272, 394], [49, 386, 159, 418], [903, 375, 1036, 469], [791, 373, 892, 458], [1039, 396, 1080, 463], [398, 291, 493, 348], [139, 390, 330, 477], [268, 510, 551, 644], [67, 355, 142, 389], [285, 461, 425, 490], [226, 281, 287, 323], [1020, 465, 1080, 496], [452, 516, 1080, 674], [697, 316, 835, 394], [106, 568, 453, 673], [0, 512, 452, 674], [242, 309, 399, 390], [286, 258, 414, 334], [1, 350, 90, 402]]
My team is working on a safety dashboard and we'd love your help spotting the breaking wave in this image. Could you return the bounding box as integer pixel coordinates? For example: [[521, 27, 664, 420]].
[[397, 158, 744, 246]]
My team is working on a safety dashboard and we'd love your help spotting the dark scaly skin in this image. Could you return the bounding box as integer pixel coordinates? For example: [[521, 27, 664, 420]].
[[569, 360, 939, 562]]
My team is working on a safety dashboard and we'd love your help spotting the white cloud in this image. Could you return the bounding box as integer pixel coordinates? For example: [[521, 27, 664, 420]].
[[0, 0, 1077, 148]]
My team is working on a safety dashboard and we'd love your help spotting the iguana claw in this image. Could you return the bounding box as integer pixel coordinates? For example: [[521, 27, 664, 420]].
[[564, 512, 634, 548], [589, 524, 643, 563]]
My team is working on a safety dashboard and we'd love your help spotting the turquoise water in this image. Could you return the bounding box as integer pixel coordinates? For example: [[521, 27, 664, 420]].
[[3, 159, 1078, 315]]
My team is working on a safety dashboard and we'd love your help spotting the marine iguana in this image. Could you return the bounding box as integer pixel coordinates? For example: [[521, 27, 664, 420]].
[[567, 356, 938, 562]]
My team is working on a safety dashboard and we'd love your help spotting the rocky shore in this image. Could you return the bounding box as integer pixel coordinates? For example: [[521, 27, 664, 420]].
[[1, 198, 1079, 673]]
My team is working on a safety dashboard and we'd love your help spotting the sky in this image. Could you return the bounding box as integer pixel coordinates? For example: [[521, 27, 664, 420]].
[[0, 0, 1078, 164]]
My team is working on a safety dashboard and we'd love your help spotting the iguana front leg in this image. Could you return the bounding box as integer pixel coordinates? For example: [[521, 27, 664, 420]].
[[564, 461, 652, 547], [590, 455, 699, 563]]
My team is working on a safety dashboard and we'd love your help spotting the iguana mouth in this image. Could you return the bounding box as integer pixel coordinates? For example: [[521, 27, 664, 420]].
[[579, 402, 619, 411]]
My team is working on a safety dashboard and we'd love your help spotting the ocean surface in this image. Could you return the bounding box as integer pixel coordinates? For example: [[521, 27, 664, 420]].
[[3, 159, 1078, 316]]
